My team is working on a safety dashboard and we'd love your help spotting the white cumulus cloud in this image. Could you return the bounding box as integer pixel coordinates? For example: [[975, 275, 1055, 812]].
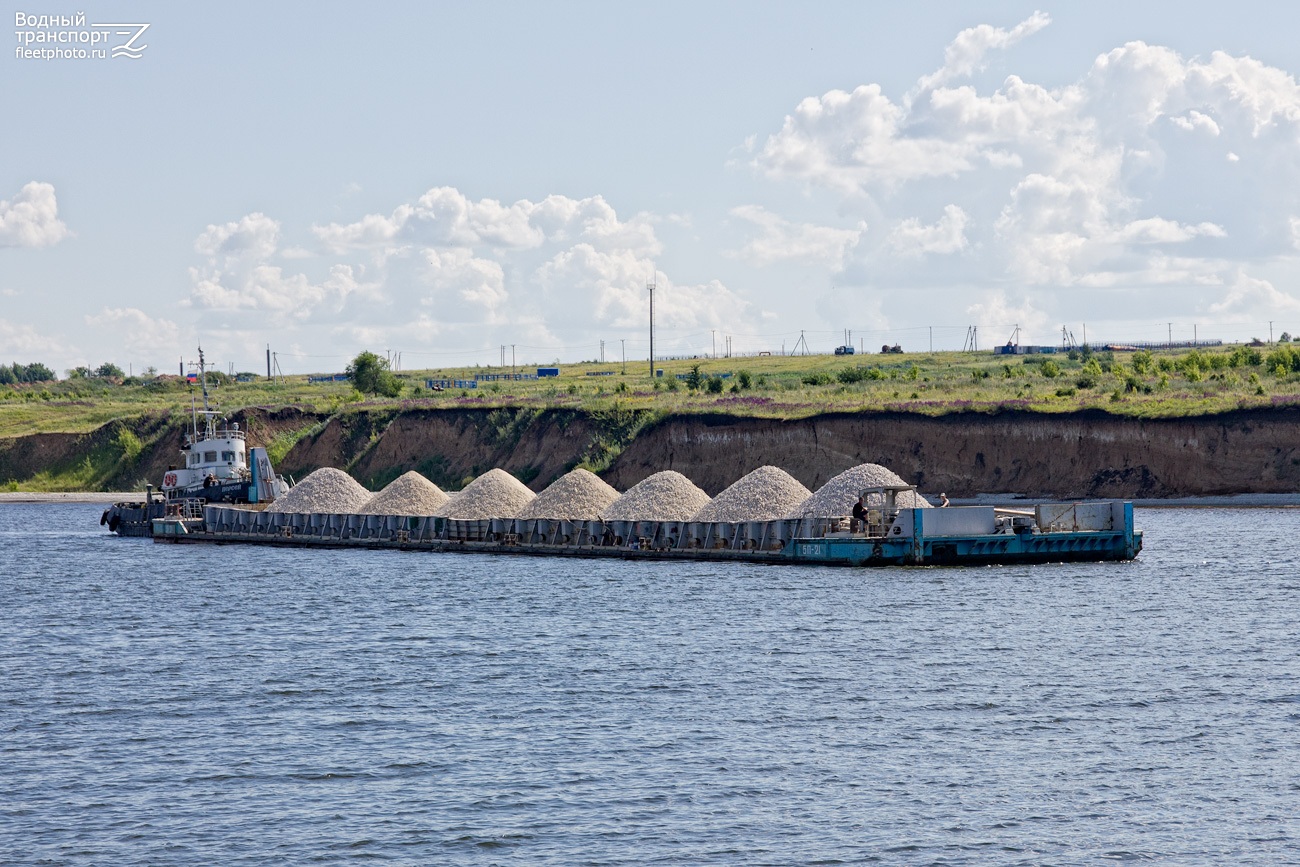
[[189, 213, 381, 322], [753, 15, 1300, 301], [1209, 271, 1300, 318], [917, 10, 1052, 92], [0, 182, 70, 249], [888, 205, 970, 257], [84, 307, 180, 357], [965, 290, 1050, 340], [186, 187, 771, 355], [0, 318, 62, 355], [728, 205, 866, 268]]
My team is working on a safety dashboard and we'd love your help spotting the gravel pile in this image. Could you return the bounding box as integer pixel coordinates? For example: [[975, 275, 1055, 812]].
[[786, 463, 931, 518], [516, 468, 621, 520], [602, 470, 712, 521], [432, 468, 536, 519], [690, 466, 812, 522], [266, 467, 372, 514], [361, 471, 449, 516]]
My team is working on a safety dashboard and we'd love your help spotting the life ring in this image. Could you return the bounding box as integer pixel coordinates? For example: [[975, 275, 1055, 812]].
[[163, 472, 177, 487]]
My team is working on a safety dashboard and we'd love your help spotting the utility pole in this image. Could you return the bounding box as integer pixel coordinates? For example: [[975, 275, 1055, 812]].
[[511, 344, 516, 375], [712, 329, 716, 358], [620, 338, 626, 374], [266, 344, 271, 380], [1168, 322, 1173, 348], [647, 275, 656, 378], [1270, 321, 1274, 344]]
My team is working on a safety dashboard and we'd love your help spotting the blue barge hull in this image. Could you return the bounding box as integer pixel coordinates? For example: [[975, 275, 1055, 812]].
[[153, 502, 1142, 567]]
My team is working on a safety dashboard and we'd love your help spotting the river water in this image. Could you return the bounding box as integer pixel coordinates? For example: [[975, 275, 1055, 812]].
[[1, 504, 1297, 865]]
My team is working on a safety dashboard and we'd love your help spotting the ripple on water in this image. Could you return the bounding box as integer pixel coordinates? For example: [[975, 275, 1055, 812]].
[[1, 504, 1299, 864]]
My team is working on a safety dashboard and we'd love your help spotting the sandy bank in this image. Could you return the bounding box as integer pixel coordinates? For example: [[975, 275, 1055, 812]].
[[0, 491, 141, 504]]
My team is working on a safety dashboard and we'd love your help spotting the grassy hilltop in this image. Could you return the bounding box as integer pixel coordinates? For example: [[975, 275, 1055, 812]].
[[4, 344, 1300, 442], [7, 343, 1300, 492]]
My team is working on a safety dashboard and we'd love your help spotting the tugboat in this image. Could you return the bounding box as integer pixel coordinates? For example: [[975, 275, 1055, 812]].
[[101, 347, 292, 536]]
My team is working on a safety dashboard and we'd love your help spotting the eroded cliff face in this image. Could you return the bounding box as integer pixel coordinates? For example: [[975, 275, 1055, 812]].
[[600, 410, 1300, 497], [4, 406, 1299, 498], [280, 408, 601, 491]]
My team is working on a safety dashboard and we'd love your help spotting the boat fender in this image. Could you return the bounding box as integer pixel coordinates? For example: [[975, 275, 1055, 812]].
[[872, 543, 883, 558], [100, 510, 109, 526], [108, 515, 120, 531]]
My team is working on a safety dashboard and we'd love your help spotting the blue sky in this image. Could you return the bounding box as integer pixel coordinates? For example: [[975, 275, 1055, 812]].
[[6, 1, 1300, 374]]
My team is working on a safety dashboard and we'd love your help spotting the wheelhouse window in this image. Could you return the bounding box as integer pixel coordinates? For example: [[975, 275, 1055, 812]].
[[190, 454, 201, 466], [204, 451, 218, 462], [221, 451, 236, 463]]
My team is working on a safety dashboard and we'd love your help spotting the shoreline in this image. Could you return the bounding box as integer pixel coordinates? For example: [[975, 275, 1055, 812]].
[[953, 493, 1300, 508], [3, 491, 1298, 508], [0, 492, 142, 504]]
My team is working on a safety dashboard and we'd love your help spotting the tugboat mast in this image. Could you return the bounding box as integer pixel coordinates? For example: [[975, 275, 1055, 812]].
[[199, 346, 211, 414], [189, 346, 218, 442]]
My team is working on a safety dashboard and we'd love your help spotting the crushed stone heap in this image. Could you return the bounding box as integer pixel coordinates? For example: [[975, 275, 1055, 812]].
[[602, 470, 712, 521], [516, 468, 621, 521], [361, 471, 449, 516], [786, 463, 931, 518], [432, 468, 536, 519], [266, 467, 372, 514], [690, 465, 813, 522]]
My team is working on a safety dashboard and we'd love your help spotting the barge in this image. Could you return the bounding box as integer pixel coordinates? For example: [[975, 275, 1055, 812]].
[[153, 486, 1141, 567]]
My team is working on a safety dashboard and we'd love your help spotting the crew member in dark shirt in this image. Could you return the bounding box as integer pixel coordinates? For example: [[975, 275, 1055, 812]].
[[851, 495, 867, 532]]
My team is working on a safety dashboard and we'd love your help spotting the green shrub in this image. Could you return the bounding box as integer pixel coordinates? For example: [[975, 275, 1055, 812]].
[[685, 364, 705, 391], [1229, 346, 1262, 367], [114, 427, 144, 462]]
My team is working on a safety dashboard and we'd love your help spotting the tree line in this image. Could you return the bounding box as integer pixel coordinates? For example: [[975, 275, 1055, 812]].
[[0, 362, 56, 384], [0, 362, 153, 384]]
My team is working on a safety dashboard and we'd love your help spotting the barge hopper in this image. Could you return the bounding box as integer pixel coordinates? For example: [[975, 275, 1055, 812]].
[[155, 490, 1141, 567]]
